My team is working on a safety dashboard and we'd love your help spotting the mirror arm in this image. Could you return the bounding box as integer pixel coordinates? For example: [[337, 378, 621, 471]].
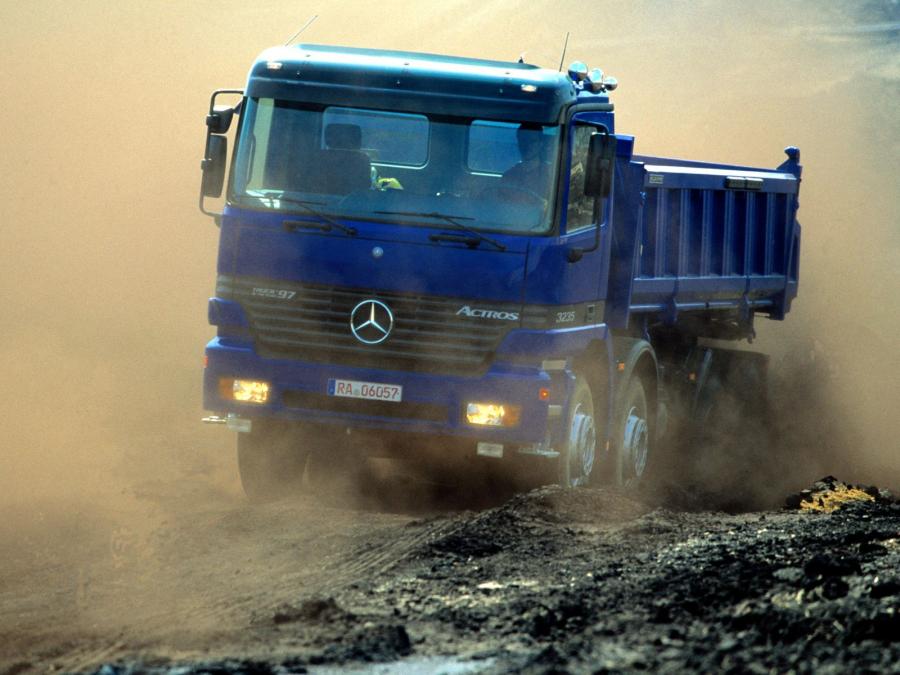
[[199, 153, 217, 221], [207, 89, 244, 120], [198, 184, 222, 224], [566, 215, 601, 263]]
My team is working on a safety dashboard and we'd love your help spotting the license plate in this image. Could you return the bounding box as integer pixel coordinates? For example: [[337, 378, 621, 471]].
[[328, 379, 403, 403]]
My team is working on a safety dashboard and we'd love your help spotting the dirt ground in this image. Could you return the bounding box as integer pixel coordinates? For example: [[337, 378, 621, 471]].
[[1, 470, 897, 674]]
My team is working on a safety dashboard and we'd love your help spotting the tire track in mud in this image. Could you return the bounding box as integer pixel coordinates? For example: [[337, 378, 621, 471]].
[[332, 518, 459, 582], [58, 492, 463, 652], [0, 488, 452, 671]]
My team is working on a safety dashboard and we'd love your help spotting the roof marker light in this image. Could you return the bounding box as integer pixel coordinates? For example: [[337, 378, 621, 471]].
[[584, 67, 619, 94], [567, 61, 588, 82], [586, 68, 605, 93]]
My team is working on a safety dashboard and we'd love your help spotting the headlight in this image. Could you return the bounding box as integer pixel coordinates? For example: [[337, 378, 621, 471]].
[[466, 402, 521, 427], [219, 378, 270, 404]]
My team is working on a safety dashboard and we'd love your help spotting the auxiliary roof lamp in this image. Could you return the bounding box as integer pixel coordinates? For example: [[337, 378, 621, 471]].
[[568, 61, 618, 93]]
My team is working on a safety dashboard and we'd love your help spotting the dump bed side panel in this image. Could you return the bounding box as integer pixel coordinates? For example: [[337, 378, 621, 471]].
[[622, 153, 801, 330]]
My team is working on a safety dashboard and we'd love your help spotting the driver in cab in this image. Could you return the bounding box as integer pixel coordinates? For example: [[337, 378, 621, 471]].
[[501, 123, 555, 195]]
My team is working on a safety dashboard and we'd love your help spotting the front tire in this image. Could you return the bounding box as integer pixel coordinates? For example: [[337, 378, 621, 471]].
[[557, 375, 598, 488], [306, 443, 369, 495], [237, 420, 310, 503]]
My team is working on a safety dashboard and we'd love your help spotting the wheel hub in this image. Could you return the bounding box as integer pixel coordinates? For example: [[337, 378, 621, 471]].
[[623, 406, 648, 480]]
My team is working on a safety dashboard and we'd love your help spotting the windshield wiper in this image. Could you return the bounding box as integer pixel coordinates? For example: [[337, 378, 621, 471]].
[[373, 210, 506, 251], [241, 194, 357, 236]]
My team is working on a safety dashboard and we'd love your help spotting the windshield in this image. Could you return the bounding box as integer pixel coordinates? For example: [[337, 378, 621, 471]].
[[230, 98, 561, 235]]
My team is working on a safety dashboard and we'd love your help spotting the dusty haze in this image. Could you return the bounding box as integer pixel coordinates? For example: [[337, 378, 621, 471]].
[[0, 0, 897, 510]]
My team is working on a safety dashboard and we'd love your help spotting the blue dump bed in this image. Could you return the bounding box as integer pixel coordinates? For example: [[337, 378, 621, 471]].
[[607, 143, 802, 332]]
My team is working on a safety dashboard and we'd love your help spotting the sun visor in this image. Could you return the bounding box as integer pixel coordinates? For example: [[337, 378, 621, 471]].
[[246, 45, 577, 124]]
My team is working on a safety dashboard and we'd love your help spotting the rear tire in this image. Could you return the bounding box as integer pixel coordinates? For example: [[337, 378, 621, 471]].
[[237, 420, 310, 503], [612, 377, 651, 487], [687, 352, 774, 510]]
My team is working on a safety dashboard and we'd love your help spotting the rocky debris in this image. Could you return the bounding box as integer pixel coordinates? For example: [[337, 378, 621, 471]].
[[83, 481, 899, 674], [271, 597, 352, 625], [425, 485, 648, 559], [92, 660, 287, 675], [871, 577, 900, 599], [1, 664, 32, 675], [415, 484, 900, 672], [785, 475, 896, 512], [87, 621, 413, 674], [315, 623, 412, 664], [267, 597, 411, 665]]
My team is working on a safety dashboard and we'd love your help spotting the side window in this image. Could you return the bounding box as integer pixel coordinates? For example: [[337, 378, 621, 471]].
[[566, 125, 597, 231], [467, 121, 520, 174], [467, 121, 559, 175], [233, 98, 273, 193]]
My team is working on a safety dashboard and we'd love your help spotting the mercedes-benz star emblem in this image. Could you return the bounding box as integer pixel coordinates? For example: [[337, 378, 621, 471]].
[[349, 299, 394, 345]]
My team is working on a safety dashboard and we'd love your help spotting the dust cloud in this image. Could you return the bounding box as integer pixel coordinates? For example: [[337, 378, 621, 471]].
[[0, 0, 896, 530]]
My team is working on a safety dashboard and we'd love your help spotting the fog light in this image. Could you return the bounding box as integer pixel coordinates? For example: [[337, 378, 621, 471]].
[[220, 377, 270, 404], [466, 402, 521, 427]]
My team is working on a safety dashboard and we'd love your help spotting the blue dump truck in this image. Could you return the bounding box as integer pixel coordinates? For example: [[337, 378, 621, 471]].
[[199, 44, 801, 501]]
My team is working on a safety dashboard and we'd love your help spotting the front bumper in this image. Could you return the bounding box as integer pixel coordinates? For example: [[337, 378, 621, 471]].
[[203, 337, 565, 444]]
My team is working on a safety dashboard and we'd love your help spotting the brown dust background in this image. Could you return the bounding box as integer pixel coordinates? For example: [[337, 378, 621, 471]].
[[0, 0, 897, 510]]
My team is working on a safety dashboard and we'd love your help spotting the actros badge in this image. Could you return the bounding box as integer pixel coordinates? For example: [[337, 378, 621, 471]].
[[350, 299, 394, 344], [456, 305, 519, 321]]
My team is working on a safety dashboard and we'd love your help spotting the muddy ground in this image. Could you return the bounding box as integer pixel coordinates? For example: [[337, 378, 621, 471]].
[[1, 470, 897, 674]]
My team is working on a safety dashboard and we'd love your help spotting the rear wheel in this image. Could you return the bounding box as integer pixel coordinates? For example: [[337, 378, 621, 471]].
[[612, 377, 651, 487], [687, 352, 773, 510], [557, 375, 597, 488], [237, 420, 310, 503]]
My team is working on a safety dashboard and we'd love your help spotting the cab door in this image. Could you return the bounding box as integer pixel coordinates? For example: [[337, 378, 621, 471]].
[[522, 116, 614, 322]]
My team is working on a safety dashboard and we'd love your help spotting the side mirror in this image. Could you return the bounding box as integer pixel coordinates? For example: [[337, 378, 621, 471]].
[[584, 132, 617, 198], [199, 89, 242, 221], [201, 134, 228, 198], [206, 105, 236, 134]]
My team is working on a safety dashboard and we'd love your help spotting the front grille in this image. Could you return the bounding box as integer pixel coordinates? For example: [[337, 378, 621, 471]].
[[283, 390, 448, 423], [220, 276, 535, 375]]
